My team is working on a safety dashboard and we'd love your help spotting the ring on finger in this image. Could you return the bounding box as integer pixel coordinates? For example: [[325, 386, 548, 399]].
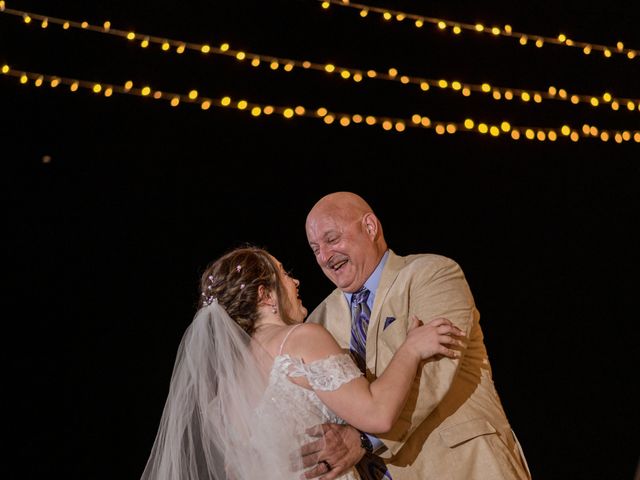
[[320, 460, 332, 471]]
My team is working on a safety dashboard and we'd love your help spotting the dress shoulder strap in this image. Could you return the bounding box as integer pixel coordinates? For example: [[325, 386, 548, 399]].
[[278, 323, 304, 355]]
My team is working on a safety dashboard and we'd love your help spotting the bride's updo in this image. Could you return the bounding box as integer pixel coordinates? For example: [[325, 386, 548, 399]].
[[198, 246, 293, 334]]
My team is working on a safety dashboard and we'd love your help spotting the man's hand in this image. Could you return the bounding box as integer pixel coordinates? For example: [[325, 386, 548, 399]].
[[301, 423, 364, 479]]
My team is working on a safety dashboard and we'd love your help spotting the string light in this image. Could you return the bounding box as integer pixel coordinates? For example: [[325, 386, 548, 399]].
[[3, 66, 637, 145], [2, 7, 638, 112], [317, 0, 638, 60]]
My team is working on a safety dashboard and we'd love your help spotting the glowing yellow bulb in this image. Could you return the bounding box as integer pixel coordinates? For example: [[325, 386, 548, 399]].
[[162, 42, 170, 51], [558, 34, 566, 42], [492, 90, 501, 100], [153, 91, 162, 99], [34, 76, 43, 87], [237, 100, 248, 110], [316, 108, 328, 117], [388, 68, 398, 77], [336, 70, 349, 79], [303, 61, 311, 69], [400, 75, 410, 84], [249, 58, 260, 68], [561, 125, 571, 136], [50, 78, 60, 87], [582, 125, 590, 135], [123, 81, 133, 91], [411, 114, 422, 124], [284, 63, 294, 72], [235, 51, 246, 61], [535, 38, 544, 48], [141, 86, 151, 96], [634, 133, 640, 143], [622, 131, 631, 141], [340, 117, 351, 127], [220, 43, 230, 52], [570, 132, 579, 142], [614, 133, 623, 143], [18, 74, 27, 84], [519, 36, 528, 45], [504, 90, 513, 100], [366, 116, 376, 125], [420, 82, 430, 91], [383, 12, 392, 21], [176, 44, 186, 54], [611, 101, 619, 110], [325, 64, 335, 73], [103, 21, 111, 32], [270, 61, 279, 70], [627, 101, 635, 111], [415, 20, 423, 28], [536, 131, 545, 141], [451, 81, 462, 90], [558, 89, 567, 99], [81, 21, 89, 29], [438, 79, 448, 88], [321, 2, 330, 9], [352, 115, 363, 123], [464, 119, 474, 129], [533, 93, 542, 103], [627, 51, 636, 59], [104, 88, 113, 97], [570, 95, 580, 104], [491, 27, 500, 35], [360, 9, 368, 18], [583, 45, 592, 55], [201, 101, 211, 110], [602, 92, 612, 102], [41, 19, 48, 28], [264, 106, 274, 115], [525, 129, 535, 140], [453, 25, 461, 34], [70, 82, 79, 92], [23, 14, 32, 24], [367, 70, 377, 78], [548, 86, 557, 96], [566, 39, 574, 46], [421, 117, 431, 127], [590, 97, 599, 107], [462, 87, 471, 97], [93, 84, 102, 93], [548, 131, 557, 141], [500, 121, 511, 132], [481, 83, 491, 93], [324, 115, 335, 125], [437, 21, 446, 30], [199, 45, 210, 54], [282, 108, 294, 118], [435, 125, 445, 135], [220, 97, 231, 106], [141, 38, 149, 48], [353, 73, 363, 82], [127, 32, 136, 40], [589, 126, 598, 136], [63, 22, 70, 30], [295, 106, 305, 115], [170, 97, 180, 107], [475, 24, 484, 32], [395, 14, 405, 22], [478, 123, 488, 134], [1, 64, 9, 74], [600, 131, 609, 141], [616, 41, 624, 51], [511, 130, 520, 140], [489, 126, 499, 136], [188, 90, 198, 100], [382, 120, 393, 130], [251, 107, 261, 117], [604, 49, 612, 58], [0, 1, 4, 10], [446, 124, 456, 134]]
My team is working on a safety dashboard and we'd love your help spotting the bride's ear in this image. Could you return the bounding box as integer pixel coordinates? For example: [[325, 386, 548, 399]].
[[257, 285, 274, 304]]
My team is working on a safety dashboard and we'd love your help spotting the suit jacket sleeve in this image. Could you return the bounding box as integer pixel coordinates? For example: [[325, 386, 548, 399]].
[[379, 255, 479, 456]]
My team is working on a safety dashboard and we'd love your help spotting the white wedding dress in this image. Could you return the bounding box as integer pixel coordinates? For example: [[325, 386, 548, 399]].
[[254, 352, 363, 480]]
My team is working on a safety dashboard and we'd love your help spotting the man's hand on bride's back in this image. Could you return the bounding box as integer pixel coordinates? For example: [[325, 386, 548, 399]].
[[301, 423, 364, 479], [404, 316, 465, 361]]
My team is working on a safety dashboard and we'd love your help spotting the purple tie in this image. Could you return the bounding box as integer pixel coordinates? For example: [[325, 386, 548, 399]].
[[350, 287, 370, 373]]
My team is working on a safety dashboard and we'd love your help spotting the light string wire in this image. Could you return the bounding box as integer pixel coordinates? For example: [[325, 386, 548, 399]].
[[2, 65, 639, 144], [1, 4, 639, 113], [318, 0, 639, 60]]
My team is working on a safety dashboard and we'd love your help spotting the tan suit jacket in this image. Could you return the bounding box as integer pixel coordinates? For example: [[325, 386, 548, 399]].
[[307, 251, 530, 480]]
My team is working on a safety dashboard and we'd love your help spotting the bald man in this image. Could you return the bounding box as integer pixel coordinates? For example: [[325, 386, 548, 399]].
[[303, 192, 530, 480]]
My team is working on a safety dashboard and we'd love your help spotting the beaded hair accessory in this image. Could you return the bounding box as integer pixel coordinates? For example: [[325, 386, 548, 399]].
[[201, 264, 245, 307]]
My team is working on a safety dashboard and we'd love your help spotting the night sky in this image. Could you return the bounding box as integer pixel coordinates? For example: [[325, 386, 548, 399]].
[[3, 1, 639, 479]]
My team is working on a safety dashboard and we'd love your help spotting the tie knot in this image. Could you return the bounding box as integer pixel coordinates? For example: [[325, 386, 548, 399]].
[[351, 287, 370, 306]]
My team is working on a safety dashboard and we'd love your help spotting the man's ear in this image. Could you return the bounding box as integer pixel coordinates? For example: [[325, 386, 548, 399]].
[[363, 212, 378, 238]]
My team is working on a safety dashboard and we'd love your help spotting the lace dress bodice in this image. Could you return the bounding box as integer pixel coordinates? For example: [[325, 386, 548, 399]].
[[256, 353, 363, 480]]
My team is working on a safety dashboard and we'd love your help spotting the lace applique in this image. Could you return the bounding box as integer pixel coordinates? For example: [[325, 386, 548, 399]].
[[289, 353, 363, 391]]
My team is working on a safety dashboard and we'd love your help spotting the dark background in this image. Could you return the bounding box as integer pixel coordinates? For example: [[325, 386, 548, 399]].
[[3, 0, 639, 479]]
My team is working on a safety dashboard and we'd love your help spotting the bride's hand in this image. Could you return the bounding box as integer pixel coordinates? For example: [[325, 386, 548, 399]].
[[403, 316, 465, 360]]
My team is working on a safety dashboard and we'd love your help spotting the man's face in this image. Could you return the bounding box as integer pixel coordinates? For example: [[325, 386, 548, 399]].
[[306, 212, 377, 293]]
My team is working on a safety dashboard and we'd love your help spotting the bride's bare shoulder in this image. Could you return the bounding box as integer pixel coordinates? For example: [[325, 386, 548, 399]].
[[285, 323, 343, 362]]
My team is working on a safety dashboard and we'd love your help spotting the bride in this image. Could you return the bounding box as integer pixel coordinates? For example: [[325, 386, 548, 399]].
[[140, 246, 464, 480]]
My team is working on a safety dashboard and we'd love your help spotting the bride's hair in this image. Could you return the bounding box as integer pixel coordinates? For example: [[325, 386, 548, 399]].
[[198, 246, 295, 334]]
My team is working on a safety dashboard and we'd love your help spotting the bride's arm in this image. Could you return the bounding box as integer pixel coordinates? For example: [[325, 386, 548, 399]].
[[286, 319, 462, 434]]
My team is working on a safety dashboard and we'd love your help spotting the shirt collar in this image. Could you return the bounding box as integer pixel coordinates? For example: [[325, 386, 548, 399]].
[[345, 250, 389, 307]]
